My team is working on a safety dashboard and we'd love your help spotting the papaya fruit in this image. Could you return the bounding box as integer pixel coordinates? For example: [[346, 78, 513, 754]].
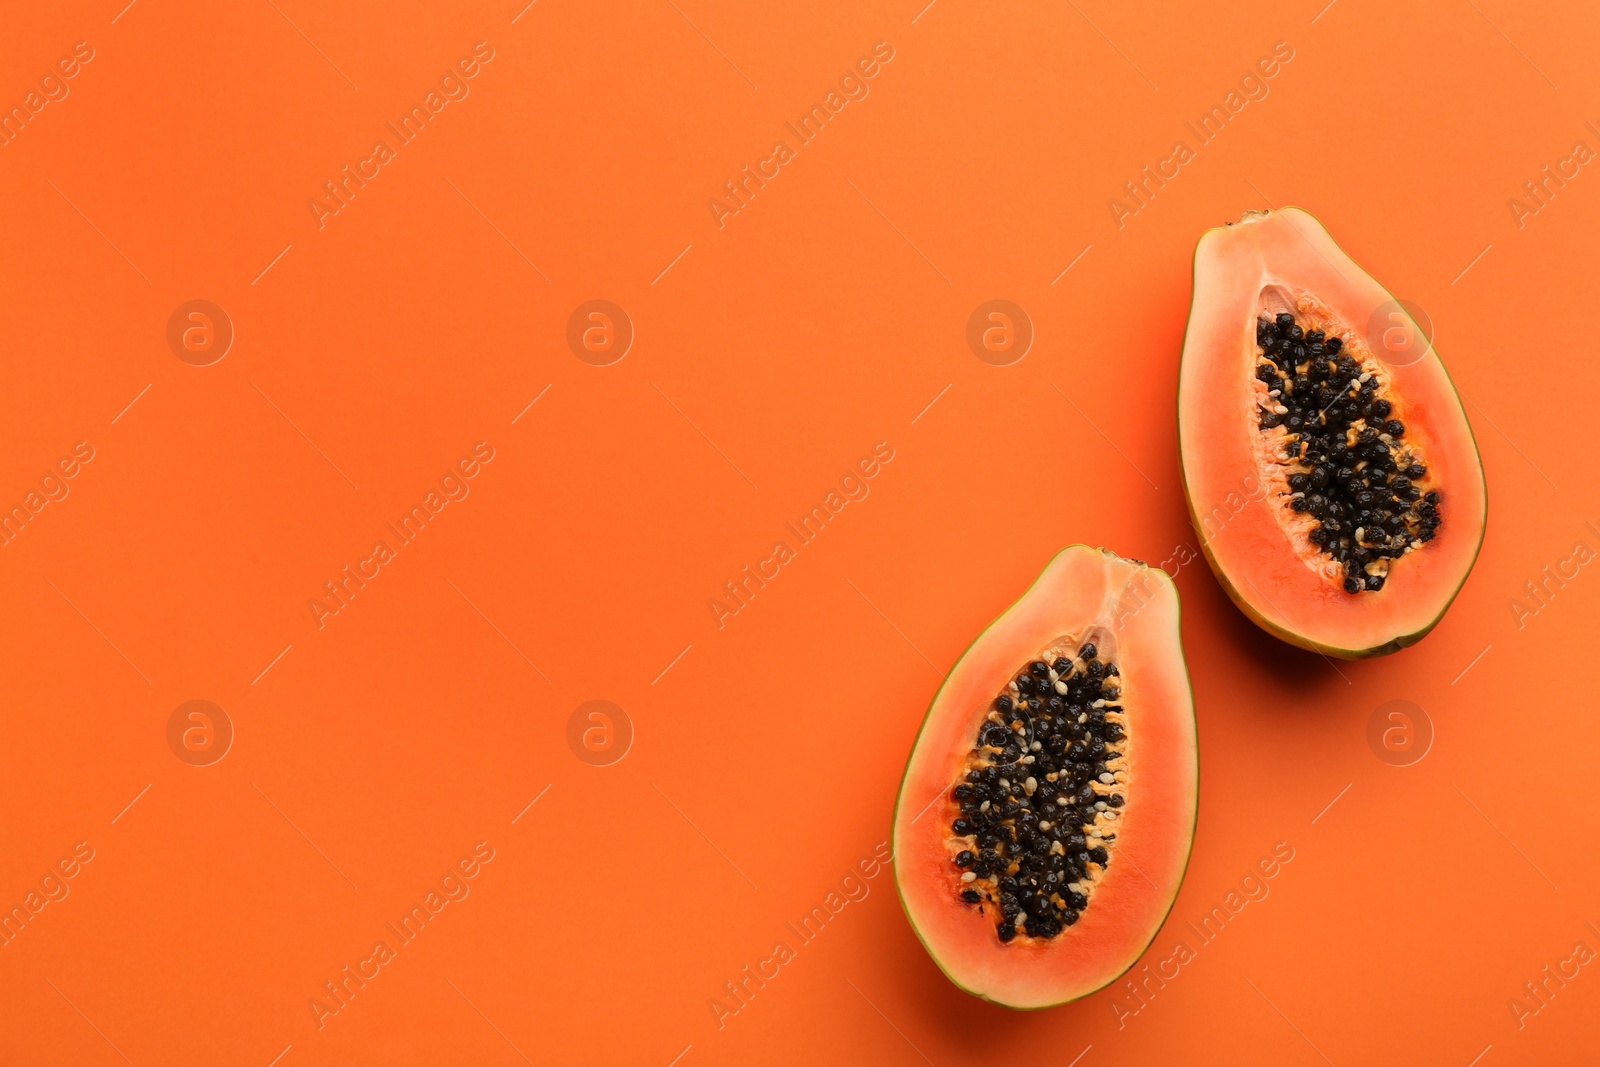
[[893, 546, 1197, 1009], [1178, 208, 1486, 658]]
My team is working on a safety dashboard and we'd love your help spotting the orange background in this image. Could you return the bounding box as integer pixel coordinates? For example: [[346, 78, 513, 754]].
[[1, 1, 1598, 1064]]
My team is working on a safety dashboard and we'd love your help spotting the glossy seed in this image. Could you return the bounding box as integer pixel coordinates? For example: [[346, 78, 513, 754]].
[[1253, 314, 1441, 595], [949, 648, 1128, 941]]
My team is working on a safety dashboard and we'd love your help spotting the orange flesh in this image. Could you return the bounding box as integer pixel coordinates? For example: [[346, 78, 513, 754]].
[[892, 546, 1197, 1009], [1178, 208, 1487, 657]]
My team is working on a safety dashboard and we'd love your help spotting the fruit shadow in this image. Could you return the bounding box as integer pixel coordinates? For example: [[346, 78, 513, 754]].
[[1186, 568, 1361, 712]]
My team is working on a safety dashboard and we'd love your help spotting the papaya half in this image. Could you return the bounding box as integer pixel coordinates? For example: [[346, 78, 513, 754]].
[[1178, 208, 1486, 658], [893, 546, 1197, 1009]]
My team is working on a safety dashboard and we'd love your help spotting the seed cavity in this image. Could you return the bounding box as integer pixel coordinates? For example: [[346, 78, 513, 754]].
[[1254, 312, 1442, 594], [946, 641, 1127, 943]]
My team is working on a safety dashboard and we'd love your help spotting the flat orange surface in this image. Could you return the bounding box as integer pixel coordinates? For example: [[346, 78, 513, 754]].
[[1, 2, 1597, 1065]]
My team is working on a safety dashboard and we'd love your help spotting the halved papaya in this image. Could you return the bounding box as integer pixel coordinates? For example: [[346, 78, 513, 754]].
[[892, 546, 1197, 1009], [1178, 208, 1486, 658]]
